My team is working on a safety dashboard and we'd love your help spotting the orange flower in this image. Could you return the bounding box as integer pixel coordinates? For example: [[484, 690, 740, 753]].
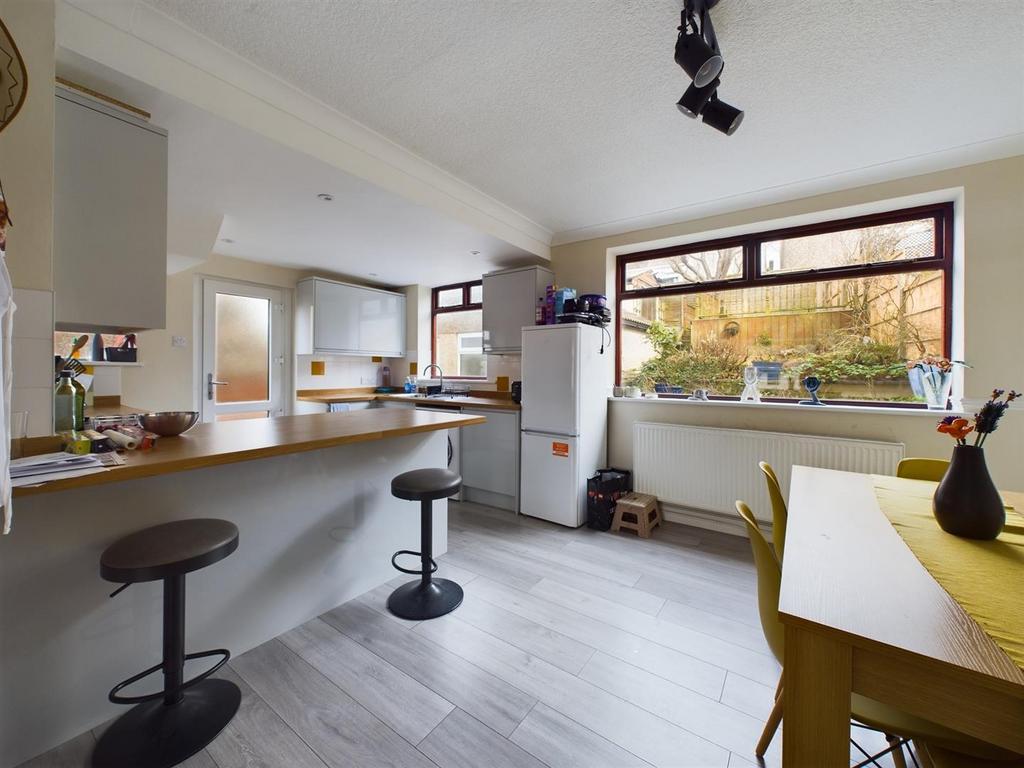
[[937, 418, 973, 440]]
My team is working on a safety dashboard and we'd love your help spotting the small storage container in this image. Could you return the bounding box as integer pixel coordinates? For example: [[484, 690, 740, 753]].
[[586, 468, 633, 531]]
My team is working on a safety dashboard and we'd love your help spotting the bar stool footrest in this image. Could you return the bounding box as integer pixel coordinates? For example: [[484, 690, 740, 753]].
[[108, 648, 232, 704], [391, 549, 438, 576]]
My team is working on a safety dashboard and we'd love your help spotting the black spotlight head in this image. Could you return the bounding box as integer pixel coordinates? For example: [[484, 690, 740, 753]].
[[676, 77, 720, 119], [674, 31, 724, 89], [701, 95, 744, 135]]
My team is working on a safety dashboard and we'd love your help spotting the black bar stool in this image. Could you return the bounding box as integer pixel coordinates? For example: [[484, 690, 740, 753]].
[[92, 519, 241, 768], [388, 468, 463, 620]]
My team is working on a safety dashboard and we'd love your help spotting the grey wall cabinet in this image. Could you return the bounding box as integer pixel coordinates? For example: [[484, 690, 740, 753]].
[[482, 265, 554, 353], [295, 278, 406, 357], [54, 87, 168, 331]]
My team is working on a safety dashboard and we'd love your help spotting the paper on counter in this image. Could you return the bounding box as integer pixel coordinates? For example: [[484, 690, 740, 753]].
[[12, 466, 108, 488]]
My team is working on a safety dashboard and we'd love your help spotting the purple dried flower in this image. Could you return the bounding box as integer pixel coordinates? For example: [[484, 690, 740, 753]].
[[939, 415, 958, 425]]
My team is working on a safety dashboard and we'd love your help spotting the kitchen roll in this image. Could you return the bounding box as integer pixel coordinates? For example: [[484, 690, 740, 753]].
[[104, 430, 138, 450]]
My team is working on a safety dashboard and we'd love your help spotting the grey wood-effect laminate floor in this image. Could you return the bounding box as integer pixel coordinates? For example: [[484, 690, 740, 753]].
[[20, 501, 905, 768]]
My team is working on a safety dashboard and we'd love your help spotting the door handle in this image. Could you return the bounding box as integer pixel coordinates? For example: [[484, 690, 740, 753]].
[[207, 372, 229, 400]]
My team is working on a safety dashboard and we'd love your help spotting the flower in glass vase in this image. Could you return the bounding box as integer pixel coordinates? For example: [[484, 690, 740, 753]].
[[907, 355, 967, 409]]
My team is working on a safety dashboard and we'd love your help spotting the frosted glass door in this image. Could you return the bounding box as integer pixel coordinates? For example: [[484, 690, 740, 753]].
[[202, 279, 286, 423]]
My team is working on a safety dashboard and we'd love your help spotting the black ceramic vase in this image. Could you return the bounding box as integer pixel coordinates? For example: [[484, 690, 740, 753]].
[[932, 445, 1005, 540]]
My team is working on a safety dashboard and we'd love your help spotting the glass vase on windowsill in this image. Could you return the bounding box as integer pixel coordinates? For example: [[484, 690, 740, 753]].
[[906, 356, 967, 410]]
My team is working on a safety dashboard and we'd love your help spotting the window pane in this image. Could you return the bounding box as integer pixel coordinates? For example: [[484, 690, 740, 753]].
[[215, 293, 270, 403], [436, 287, 463, 308], [54, 332, 130, 362], [760, 217, 935, 275], [435, 309, 486, 377], [469, 284, 483, 304], [620, 270, 944, 403], [624, 247, 743, 290]]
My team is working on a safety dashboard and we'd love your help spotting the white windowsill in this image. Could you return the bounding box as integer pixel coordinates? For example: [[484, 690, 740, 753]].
[[608, 396, 965, 417]]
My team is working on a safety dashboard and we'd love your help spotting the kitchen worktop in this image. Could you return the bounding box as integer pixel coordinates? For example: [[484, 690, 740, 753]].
[[14, 409, 485, 497], [84, 402, 149, 418], [297, 389, 521, 411]]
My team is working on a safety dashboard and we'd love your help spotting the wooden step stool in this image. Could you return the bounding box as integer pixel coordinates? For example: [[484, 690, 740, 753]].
[[611, 492, 662, 538]]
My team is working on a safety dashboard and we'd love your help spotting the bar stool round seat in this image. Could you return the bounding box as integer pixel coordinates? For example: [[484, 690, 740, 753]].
[[92, 519, 241, 768], [388, 468, 463, 621], [100, 518, 239, 582], [391, 468, 462, 501]]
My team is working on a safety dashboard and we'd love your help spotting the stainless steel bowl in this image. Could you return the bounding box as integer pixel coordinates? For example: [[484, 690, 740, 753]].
[[138, 411, 200, 436]]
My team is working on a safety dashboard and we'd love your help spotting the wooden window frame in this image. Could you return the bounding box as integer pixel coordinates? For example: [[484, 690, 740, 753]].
[[431, 280, 486, 380], [615, 202, 955, 406]]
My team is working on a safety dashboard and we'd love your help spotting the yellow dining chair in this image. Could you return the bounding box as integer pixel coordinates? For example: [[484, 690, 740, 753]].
[[896, 457, 950, 483], [758, 461, 787, 560], [735, 500, 1023, 766]]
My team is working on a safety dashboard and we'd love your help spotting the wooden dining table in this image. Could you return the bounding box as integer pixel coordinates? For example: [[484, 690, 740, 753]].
[[779, 465, 1024, 767]]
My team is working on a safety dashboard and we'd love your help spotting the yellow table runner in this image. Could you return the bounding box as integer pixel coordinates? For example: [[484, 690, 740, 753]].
[[872, 475, 1024, 671]]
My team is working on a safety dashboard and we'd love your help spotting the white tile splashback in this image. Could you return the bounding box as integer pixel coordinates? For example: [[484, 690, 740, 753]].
[[296, 354, 387, 390], [12, 289, 54, 436], [13, 337, 54, 389], [13, 289, 54, 340]]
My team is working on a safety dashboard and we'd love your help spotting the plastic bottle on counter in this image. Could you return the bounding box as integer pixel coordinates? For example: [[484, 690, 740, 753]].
[[54, 371, 76, 432]]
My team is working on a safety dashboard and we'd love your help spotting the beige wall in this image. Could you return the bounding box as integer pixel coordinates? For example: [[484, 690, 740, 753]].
[[0, 0, 54, 291], [551, 156, 1024, 490], [122, 255, 303, 412], [2, 0, 57, 436]]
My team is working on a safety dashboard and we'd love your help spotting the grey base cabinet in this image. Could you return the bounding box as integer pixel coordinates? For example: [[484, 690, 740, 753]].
[[460, 408, 520, 512]]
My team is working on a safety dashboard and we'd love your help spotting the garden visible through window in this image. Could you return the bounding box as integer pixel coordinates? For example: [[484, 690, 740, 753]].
[[617, 204, 953, 405]]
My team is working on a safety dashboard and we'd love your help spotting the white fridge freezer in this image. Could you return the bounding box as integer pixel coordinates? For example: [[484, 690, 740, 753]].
[[520, 323, 609, 527]]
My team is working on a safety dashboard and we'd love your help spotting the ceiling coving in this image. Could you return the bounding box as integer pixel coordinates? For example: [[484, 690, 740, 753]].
[[675, 0, 743, 135]]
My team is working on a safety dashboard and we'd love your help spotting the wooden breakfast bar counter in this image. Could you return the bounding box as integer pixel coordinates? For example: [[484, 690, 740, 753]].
[[0, 409, 483, 768]]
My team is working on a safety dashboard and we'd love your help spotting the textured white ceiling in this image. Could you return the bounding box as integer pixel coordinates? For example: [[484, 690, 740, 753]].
[[144, 0, 1024, 241]]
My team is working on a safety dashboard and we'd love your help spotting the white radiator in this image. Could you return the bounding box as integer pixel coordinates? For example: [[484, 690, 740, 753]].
[[633, 422, 904, 534]]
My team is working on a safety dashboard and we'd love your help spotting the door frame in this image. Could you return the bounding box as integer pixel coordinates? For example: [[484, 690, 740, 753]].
[[194, 275, 292, 421]]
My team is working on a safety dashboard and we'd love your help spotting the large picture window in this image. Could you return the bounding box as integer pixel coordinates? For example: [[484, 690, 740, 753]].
[[616, 203, 954, 405], [432, 280, 486, 379]]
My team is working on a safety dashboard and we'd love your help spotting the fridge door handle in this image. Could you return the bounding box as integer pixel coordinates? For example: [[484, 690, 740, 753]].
[[521, 429, 577, 438]]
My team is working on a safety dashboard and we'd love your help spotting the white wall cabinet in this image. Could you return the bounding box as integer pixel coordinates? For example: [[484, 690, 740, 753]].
[[296, 278, 406, 357], [482, 266, 553, 353], [460, 407, 520, 511], [54, 87, 168, 332]]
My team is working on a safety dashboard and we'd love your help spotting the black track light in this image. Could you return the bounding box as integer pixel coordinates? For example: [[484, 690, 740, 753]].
[[701, 95, 744, 135], [674, 29, 723, 89], [673, 1, 743, 135], [676, 77, 719, 119]]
